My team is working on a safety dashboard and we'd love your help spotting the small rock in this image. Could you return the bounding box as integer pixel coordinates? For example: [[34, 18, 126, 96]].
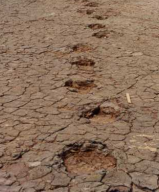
[[100, 102, 120, 114], [132, 52, 143, 56], [28, 161, 41, 168]]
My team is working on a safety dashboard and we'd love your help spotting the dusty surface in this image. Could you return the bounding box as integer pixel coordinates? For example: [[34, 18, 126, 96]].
[[0, 0, 159, 191]]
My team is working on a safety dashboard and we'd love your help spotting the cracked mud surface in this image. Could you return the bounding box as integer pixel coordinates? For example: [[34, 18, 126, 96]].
[[0, 0, 159, 191]]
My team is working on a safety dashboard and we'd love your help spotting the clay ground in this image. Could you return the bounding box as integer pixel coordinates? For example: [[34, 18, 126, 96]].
[[0, 0, 159, 191]]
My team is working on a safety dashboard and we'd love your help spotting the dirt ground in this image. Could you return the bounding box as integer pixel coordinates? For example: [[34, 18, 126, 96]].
[[0, 0, 159, 191]]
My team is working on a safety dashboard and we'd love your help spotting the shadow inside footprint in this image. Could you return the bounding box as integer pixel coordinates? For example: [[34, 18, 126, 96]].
[[88, 23, 105, 30]]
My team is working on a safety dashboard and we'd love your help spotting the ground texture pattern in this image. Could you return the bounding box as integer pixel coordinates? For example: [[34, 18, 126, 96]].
[[0, 0, 159, 191]]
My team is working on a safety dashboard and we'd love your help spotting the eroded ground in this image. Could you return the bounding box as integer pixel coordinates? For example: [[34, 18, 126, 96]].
[[0, 0, 159, 191]]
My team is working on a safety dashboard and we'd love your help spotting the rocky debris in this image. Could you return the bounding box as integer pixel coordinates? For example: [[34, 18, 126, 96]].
[[100, 102, 120, 115]]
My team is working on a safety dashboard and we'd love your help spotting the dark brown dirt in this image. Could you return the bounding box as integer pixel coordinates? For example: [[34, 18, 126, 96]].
[[88, 23, 105, 30], [65, 79, 96, 93], [71, 43, 92, 52], [64, 150, 116, 174], [71, 57, 96, 71]]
